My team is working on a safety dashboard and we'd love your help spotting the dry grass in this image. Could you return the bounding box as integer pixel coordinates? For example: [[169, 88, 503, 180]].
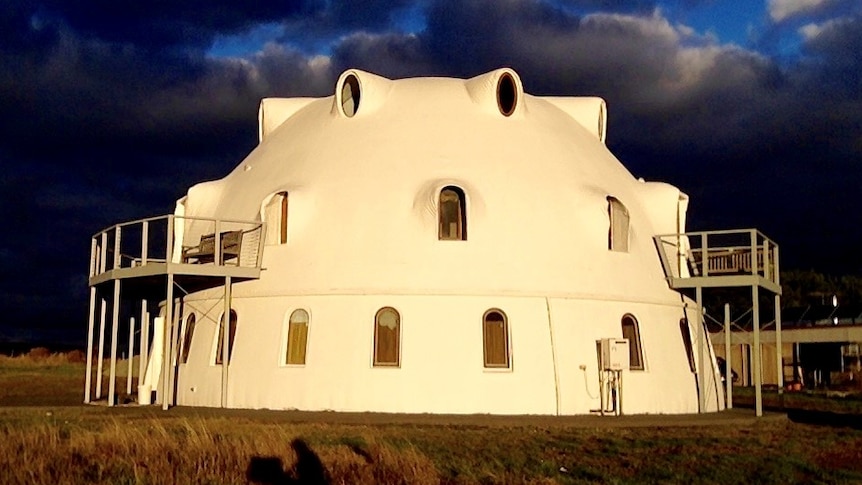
[[1, 352, 862, 484]]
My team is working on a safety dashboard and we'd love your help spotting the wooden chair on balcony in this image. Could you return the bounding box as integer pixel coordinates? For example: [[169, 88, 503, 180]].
[[182, 230, 243, 265]]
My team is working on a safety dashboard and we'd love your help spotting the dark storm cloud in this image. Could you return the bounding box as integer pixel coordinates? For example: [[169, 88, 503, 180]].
[[32, 0, 313, 49], [1, 0, 861, 342]]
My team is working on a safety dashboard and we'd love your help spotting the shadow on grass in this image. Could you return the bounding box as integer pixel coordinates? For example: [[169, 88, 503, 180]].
[[786, 409, 862, 430], [247, 438, 330, 485]]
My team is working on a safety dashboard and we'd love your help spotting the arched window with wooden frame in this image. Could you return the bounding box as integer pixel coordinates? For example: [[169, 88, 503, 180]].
[[180, 313, 196, 364], [621, 314, 644, 370], [679, 318, 696, 373], [215, 310, 237, 365], [439, 186, 467, 240], [373, 307, 400, 367], [285, 309, 309, 365], [483, 309, 510, 368], [608, 196, 629, 252], [264, 191, 289, 245]]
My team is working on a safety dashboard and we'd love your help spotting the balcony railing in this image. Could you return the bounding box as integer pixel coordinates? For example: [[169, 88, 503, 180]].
[[90, 215, 265, 279], [653, 229, 779, 286]]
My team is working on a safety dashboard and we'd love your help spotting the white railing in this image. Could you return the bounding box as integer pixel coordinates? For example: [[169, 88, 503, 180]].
[[90, 215, 265, 278], [653, 229, 779, 284]]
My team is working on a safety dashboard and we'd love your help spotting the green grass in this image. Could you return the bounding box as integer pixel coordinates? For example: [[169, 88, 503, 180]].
[[1, 354, 862, 484]]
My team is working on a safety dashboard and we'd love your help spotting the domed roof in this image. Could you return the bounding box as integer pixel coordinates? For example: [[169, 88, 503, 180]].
[[180, 68, 687, 301]]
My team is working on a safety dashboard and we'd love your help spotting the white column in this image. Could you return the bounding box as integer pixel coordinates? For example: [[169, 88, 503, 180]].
[[696, 286, 705, 413], [724, 303, 732, 409], [108, 279, 121, 406], [221, 276, 232, 408], [95, 298, 107, 399], [84, 288, 97, 403], [127, 317, 135, 395], [161, 274, 174, 411], [752, 284, 763, 417]]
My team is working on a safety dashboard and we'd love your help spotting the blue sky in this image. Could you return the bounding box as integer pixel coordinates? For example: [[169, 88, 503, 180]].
[[0, 0, 861, 343]]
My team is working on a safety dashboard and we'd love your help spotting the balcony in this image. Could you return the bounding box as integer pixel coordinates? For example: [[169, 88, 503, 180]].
[[653, 229, 780, 294], [88, 215, 265, 295]]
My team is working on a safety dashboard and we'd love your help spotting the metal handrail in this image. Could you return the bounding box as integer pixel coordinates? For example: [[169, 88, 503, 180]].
[[90, 214, 266, 277], [653, 229, 779, 284]]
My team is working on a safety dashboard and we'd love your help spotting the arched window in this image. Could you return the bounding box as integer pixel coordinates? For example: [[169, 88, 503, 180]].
[[621, 314, 643, 370], [483, 309, 510, 368], [215, 310, 237, 365], [439, 186, 467, 240], [264, 191, 289, 245], [608, 196, 629, 252], [680, 318, 696, 373], [180, 313, 196, 364], [373, 307, 400, 367], [285, 309, 309, 365]]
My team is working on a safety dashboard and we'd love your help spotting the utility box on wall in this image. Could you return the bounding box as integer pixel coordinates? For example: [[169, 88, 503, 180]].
[[600, 338, 630, 371]]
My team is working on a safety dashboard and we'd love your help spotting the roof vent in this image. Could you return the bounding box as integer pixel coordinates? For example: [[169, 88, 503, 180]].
[[497, 72, 517, 116], [339, 73, 361, 117], [332, 69, 392, 118], [465, 68, 524, 118]]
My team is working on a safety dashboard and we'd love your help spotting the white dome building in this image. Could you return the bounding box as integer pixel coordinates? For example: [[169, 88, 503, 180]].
[[86, 68, 733, 415]]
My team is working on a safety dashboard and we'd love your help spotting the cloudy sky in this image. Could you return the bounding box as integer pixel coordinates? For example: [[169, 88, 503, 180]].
[[1, 0, 860, 343]]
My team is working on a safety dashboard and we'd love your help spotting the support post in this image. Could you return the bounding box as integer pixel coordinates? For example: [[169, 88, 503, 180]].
[[127, 317, 135, 395], [752, 284, 763, 416], [774, 245, 783, 402], [696, 285, 705, 413], [96, 298, 107, 399], [724, 303, 732, 409], [167, 299, 182, 407], [161, 274, 174, 410], [775, 293, 783, 400], [141, 220, 149, 265], [139, 302, 149, 378], [108, 279, 121, 406], [84, 288, 97, 403], [221, 276, 232, 408]]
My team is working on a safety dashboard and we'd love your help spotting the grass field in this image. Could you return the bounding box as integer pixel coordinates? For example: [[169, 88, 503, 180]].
[[2, 352, 862, 484]]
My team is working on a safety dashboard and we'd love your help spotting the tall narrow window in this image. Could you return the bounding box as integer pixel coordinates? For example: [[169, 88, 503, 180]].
[[483, 309, 510, 368], [439, 186, 467, 240], [285, 309, 309, 365], [215, 310, 238, 365], [264, 191, 288, 245], [680, 318, 696, 373], [621, 314, 644, 370], [608, 196, 629, 252], [180, 313, 196, 364], [373, 307, 400, 367]]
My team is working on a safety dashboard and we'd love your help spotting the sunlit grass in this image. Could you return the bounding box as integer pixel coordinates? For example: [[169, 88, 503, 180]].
[[0, 352, 861, 484]]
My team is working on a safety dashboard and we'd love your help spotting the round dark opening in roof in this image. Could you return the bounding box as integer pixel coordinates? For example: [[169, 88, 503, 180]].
[[497, 73, 517, 116], [341, 74, 361, 117]]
